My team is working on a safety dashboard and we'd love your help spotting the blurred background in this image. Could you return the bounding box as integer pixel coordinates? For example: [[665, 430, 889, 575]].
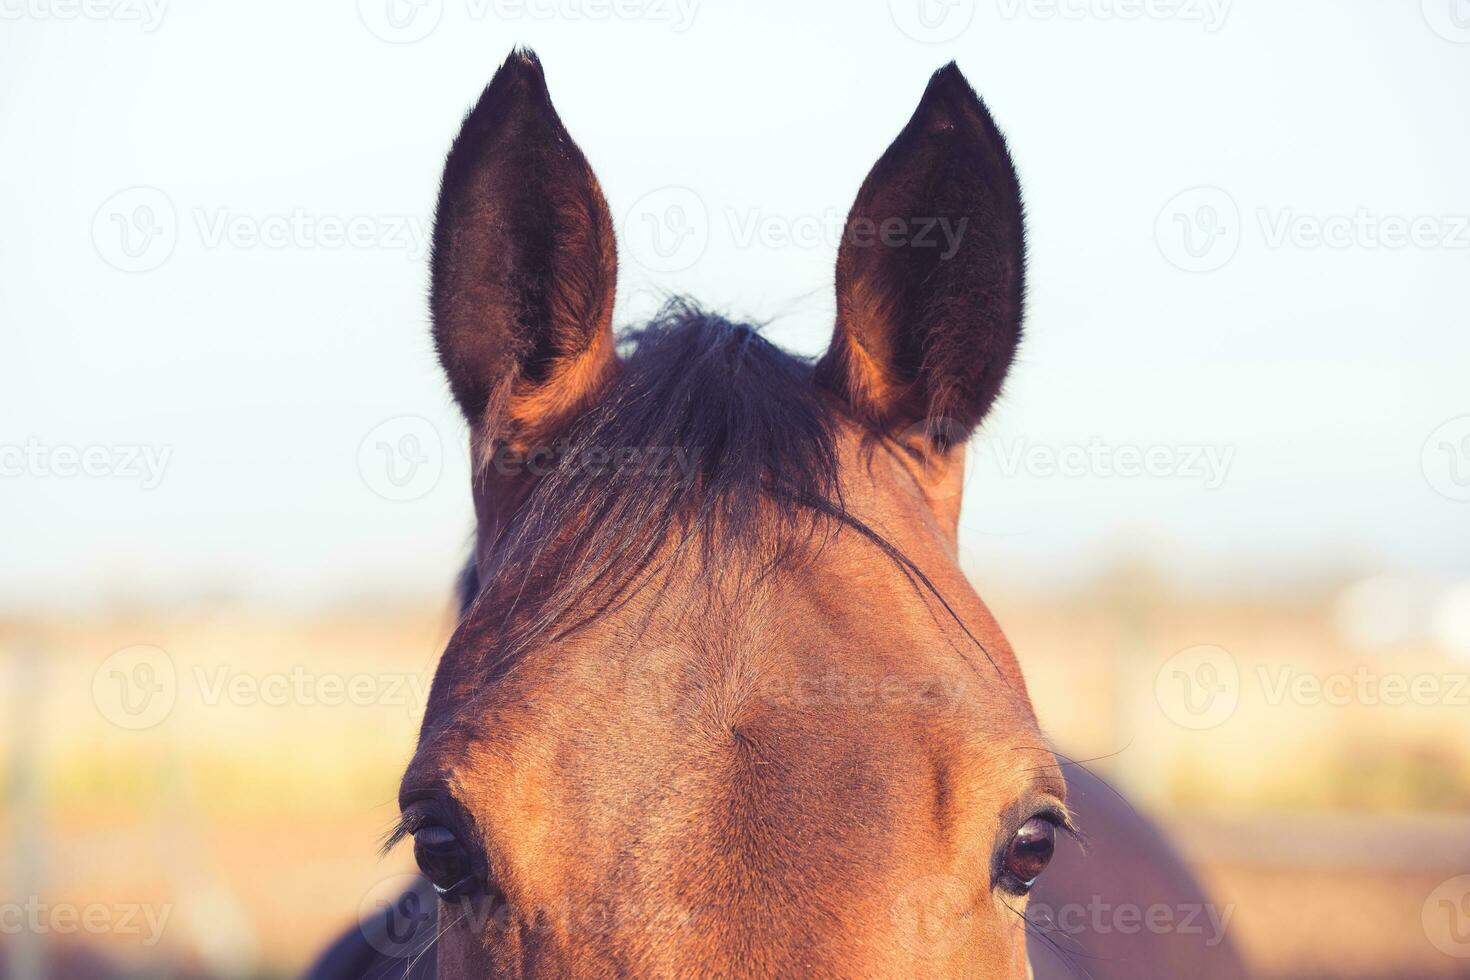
[[2, 0, 1468, 977]]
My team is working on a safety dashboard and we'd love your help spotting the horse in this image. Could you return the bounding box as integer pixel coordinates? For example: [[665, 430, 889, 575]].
[[309, 50, 1251, 979]]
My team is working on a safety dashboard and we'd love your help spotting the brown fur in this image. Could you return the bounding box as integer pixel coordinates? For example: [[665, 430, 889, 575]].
[[404, 427, 1062, 977], [431, 50, 619, 460], [397, 51, 1079, 979]]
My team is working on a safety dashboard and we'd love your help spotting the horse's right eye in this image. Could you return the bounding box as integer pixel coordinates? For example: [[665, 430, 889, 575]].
[[413, 825, 478, 898], [998, 815, 1058, 895]]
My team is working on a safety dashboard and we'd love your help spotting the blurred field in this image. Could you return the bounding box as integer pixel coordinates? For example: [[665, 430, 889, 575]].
[[3, 581, 1469, 978]]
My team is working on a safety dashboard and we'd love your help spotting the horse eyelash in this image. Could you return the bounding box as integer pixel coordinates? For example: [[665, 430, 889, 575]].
[[380, 812, 427, 857], [1039, 804, 1082, 839]]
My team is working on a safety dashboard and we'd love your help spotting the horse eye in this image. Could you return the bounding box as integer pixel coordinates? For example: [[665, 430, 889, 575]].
[[1000, 816, 1057, 894], [413, 825, 478, 898]]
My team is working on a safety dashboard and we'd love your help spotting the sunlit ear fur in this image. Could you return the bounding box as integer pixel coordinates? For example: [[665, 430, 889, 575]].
[[430, 49, 618, 459], [817, 62, 1026, 456]]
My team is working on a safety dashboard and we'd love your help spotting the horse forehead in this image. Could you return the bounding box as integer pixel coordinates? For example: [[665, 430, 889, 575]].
[[420, 438, 1043, 814], [437, 577, 1041, 827], [477, 551, 1022, 730], [432, 518, 1036, 768], [437, 676, 1047, 980]]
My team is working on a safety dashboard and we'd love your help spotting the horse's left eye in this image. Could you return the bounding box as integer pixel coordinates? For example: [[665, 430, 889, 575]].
[[999, 816, 1057, 894], [413, 825, 478, 898]]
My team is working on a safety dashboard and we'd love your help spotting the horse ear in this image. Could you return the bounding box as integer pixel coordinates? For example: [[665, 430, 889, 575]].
[[431, 49, 618, 456], [816, 63, 1025, 453]]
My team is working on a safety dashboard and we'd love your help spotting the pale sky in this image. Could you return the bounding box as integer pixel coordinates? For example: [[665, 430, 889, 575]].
[[2, 0, 1468, 609]]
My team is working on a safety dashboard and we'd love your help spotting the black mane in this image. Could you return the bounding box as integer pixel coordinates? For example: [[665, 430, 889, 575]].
[[455, 301, 846, 678], [439, 299, 997, 699]]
